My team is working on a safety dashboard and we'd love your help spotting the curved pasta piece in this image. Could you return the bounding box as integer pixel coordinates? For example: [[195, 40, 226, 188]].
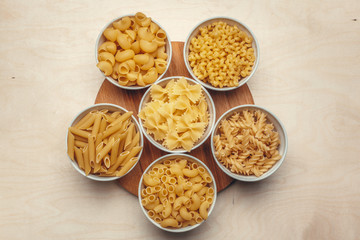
[[140, 39, 158, 53], [97, 61, 113, 76], [98, 41, 117, 55], [98, 52, 115, 66], [113, 16, 131, 31]]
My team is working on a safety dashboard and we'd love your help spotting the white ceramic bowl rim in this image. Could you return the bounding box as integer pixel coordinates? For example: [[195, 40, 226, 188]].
[[210, 104, 288, 182], [66, 103, 144, 181], [95, 14, 173, 90], [138, 76, 216, 153], [183, 16, 260, 92], [138, 153, 217, 232]]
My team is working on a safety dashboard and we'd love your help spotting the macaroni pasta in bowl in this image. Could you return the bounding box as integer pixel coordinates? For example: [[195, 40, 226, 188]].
[[184, 17, 259, 91], [95, 12, 172, 90], [138, 154, 217, 232]]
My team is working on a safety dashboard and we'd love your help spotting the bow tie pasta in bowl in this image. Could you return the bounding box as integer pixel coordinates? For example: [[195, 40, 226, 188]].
[[210, 105, 288, 182], [66, 103, 143, 181], [138, 154, 217, 232], [138, 76, 216, 153], [184, 17, 259, 91], [95, 12, 172, 90]]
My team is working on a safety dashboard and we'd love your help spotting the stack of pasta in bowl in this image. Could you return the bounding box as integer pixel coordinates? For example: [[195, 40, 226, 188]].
[[138, 154, 217, 232], [95, 12, 172, 90]]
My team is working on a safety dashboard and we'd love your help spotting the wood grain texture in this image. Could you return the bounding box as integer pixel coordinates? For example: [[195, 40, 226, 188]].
[[95, 41, 254, 195], [1, 1, 360, 239]]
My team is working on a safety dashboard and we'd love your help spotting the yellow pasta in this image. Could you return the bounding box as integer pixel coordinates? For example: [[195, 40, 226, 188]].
[[188, 21, 256, 88], [213, 110, 281, 177], [67, 109, 142, 177], [139, 77, 209, 152], [140, 158, 214, 229], [97, 12, 169, 87]]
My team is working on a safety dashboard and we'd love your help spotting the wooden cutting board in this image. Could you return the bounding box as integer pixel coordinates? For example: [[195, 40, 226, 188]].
[[95, 41, 254, 196]]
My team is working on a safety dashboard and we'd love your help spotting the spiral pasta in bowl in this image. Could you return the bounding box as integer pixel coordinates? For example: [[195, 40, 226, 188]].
[[138, 76, 216, 153], [183, 17, 259, 91], [66, 103, 143, 181], [138, 154, 217, 232], [95, 12, 172, 90], [211, 105, 288, 181]]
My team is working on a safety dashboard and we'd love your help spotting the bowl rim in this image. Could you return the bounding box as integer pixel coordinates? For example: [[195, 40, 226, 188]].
[[138, 76, 216, 153], [138, 153, 217, 232], [95, 14, 173, 90], [183, 16, 260, 92], [66, 103, 144, 181], [210, 104, 288, 182]]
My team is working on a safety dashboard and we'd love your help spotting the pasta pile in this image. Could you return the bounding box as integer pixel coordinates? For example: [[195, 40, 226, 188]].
[[213, 110, 281, 177], [188, 21, 255, 88], [97, 12, 168, 87], [67, 109, 142, 177], [141, 158, 215, 229], [139, 77, 209, 151]]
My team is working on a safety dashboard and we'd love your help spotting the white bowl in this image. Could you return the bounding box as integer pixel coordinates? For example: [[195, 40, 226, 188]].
[[183, 17, 259, 91], [210, 105, 288, 181], [138, 76, 216, 153], [138, 153, 217, 232], [95, 14, 172, 90], [66, 103, 143, 181]]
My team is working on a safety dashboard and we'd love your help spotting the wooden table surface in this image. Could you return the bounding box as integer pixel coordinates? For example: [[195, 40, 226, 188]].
[[1, 1, 359, 239]]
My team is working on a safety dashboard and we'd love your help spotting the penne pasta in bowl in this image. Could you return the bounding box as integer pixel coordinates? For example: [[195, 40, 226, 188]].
[[137, 76, 216, 153], [183, 17, 259, 91], [66, 103, 143, 181], [210, 104, 288, 181], [138, 154, 217, 232], [95, 12, 172, 90]]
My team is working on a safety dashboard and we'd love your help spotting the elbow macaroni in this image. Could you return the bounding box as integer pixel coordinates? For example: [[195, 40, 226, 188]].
[[188, 21, 256, 88], [97, 12, 168, 87], [140, 158, 214, 229]]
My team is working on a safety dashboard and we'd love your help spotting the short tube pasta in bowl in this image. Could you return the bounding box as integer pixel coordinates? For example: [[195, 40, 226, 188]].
[[66, 103, 143, 181], [138, 76, 216, 153], [138, 154, 217, 232], [210, 105, 288, 181], [184, 17, 259, 91], [95, 12, 172, 90]]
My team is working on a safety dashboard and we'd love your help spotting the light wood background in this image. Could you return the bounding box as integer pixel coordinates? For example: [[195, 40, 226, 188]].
[[1, 0, 359, 239]]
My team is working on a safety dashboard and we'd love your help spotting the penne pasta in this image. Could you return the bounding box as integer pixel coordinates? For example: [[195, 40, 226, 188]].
[[67, 109, 142, 178]]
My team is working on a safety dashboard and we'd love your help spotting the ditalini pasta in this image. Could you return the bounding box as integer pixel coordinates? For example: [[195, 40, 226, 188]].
[[188, 21, 255, 88], [213, 110, 281, 177], [140, 158, 215, 229], [139, 77, 209, 151], [97, 12, 168, 87], [67, 109, 142, 177]]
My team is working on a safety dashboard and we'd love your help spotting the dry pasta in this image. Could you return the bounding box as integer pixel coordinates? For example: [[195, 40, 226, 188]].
[[67, 109, 142, 177], [138, 77, 209, 151], [213, 110, 281, 177], [188, 21, 255, 88], [140, 158, 214, 229], [97, 12, 168, 87]]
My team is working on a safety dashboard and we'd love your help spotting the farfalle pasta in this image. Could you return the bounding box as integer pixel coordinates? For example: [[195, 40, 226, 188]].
[[97, 12, 168, 87], [213, 110, 281, 177], [139, 77, 209, 151]]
